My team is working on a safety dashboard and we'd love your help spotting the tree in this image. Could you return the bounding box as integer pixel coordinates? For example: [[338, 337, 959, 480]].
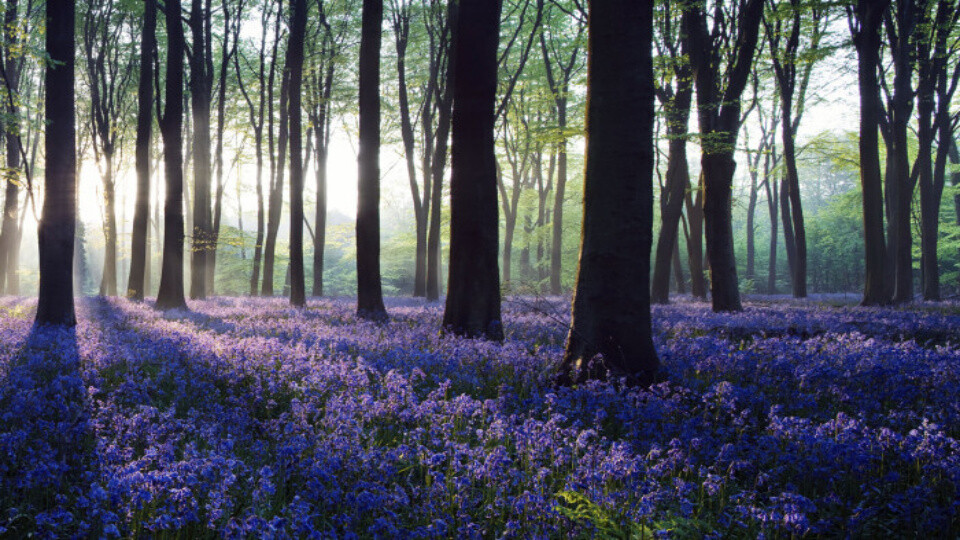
[[916, 0, 960, 300], [287, 0, 307, 307], [0, 0, 28, 296], [235, 1, 272, 296], [540, 0, 584, 296], [879, 0, 920, 304], [557, 0, 658, 386], [442, 0, 503, 340], [651, 0, 693, 305], [357, 0, 387, 319], [847, 0, 890, 305], [683, 0, 764, 312], [261, 0, 287, 296], [82, 0, 135, 298], [425, 0, 456, 302], [35, 0, 76, 326], [127, 0, 157, 300], [156, 0, 188, 311], [763, 0, 830, 299], [189, 0, 213, 299]]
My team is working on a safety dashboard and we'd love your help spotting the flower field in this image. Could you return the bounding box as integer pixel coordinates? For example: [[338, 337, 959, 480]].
[[1, 295, 958, 538]]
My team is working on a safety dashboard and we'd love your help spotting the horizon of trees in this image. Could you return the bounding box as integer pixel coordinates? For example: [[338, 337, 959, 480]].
[[5, 0, 960, 333]]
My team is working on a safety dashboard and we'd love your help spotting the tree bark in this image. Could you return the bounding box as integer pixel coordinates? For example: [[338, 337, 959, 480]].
[[850, 0, 890, 305], [189, 0, 212, 299], [36, 0, 76, 326], [684, 0, 764, 312], [357, 0, 387, 319], [0, 0, 21, 296], [287, 0, 307, 307], [442, 0, 503, 339], [128, 0, 156, 300], [156, 0, 187, 311], [558, 0, 658, 386]]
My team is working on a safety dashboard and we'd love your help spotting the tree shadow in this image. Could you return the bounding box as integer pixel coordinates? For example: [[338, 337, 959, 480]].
[[0, 323, 96, 536]]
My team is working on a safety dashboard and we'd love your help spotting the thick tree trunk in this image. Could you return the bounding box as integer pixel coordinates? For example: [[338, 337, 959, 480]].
[[36, 0, 76, 326], [442, 0, 503, 339], [127, 0, 156, 300], [287, 0, 307, 307], [853, 0, 889, 306], [356, 0, 387, 319], [156, 0, 187, 311], [558, 0, 658, 386]]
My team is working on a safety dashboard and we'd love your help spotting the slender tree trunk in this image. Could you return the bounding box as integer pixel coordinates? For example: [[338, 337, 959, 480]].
[[128, 0, 156, 300], [156, 0, 187, 311], [765, 166, 780, 293], [189, 0, 212, 299], [651, 94, 692, 304], [357, 0, 387, 319], [287, 0, 307, 307], [36, 0, 76, 326], [550, 114, 567, 294], [100, 157, 118, 296], [672, 237, 686, 294], [426, 70, 453, 302], [262, 69, 288, 296], [442, 0, 503, 339], [685, 180, 706, 298], [558, 0, 658, 385]]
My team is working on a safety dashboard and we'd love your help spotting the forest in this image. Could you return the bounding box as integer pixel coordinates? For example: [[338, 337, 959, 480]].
[[1, 0, 960, 537]]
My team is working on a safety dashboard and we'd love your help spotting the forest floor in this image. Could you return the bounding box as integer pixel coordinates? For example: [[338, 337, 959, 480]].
[[0, 295, 958, 538]]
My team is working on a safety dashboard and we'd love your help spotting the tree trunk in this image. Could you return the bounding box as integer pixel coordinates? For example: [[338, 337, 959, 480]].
[[100, 157, 118, 296], [442, 0, 503, 339], [426, 67, 453, 302], [765, 166, 780, 293], [357, 0, 387, 319], [127, 0, 156, 300], [852, 0, 889, 306], [0, 0, 20, 296], [189, 0, 212, 299], [651, 93, 692, 304], [156, 0, 187, 311], [702, 153, 742, 311], [36, 0, 76, 326], [287, 0, 307, 307], [684, 179, 706, 298], [558, 0, 658, 386]]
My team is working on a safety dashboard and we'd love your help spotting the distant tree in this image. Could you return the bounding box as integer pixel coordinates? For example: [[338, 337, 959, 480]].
[[426, 0, 457, 302], [442, 0, 503, 339], [763, 0, 830, 299], [683, 0, 764, 312], [651, 0, 693, 305], [0, 0, 29, 296], [540, 0, 584, 296], [127, 0, 157, 300], [847, 0, 890, 306], [234, 2, 272, 296], [879, 0, 919, 304], [262, 0, 288, 296], [287, 0, 307, 307], [557, 0, 658, 385], [81, 0, 134, 297], [916, 0, 960, 300], [156, 0, 188, 310], [356, 0, 387, 319], [36, 0, 76, 326]]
